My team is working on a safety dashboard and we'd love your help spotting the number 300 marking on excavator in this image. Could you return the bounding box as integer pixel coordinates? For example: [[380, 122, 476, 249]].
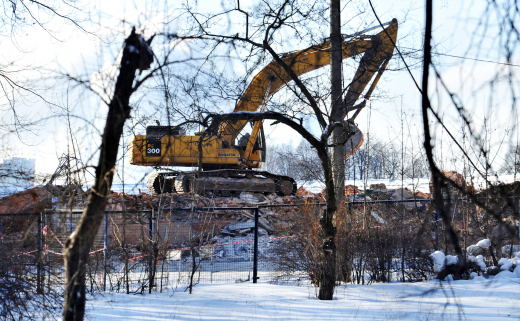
[[146, 139, 162, 156]]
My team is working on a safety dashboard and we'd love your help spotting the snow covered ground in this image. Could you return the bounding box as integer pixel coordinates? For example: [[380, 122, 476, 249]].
[[299, 178, 432, 194], [85, 278, 520, 320], [7, 174, 520, 197], [299, 174, 520, 195]]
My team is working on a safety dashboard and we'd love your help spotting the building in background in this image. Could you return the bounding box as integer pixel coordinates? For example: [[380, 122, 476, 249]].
[[0, 158, 36, 196]]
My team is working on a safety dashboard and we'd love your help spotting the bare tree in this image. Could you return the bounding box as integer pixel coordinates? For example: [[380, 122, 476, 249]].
[[264, 141, 323, 181], [62, 28, 154, 321], [182, 0, 399, 299], [411, 0, 520, 264], [0, 0, 92, 134]]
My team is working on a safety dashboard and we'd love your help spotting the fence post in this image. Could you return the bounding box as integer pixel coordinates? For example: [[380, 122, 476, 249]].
[[0, 216, 3, 254], [37, 213, 42, 294], [433, 195, 439, 251], [253, 207, 259, 283], [103, 212, 107, 291], [149, 209, 154, 293], [210, 250, 213, 283]]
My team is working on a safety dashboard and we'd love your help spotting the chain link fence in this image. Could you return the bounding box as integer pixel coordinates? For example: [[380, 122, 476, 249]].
[[1, 197, 519, 299]]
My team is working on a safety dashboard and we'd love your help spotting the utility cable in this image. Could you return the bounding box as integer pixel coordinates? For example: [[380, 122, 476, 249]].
[[367, 0, 489, 182], [401, 46, 520, 68], [367, 0, 422, 94]]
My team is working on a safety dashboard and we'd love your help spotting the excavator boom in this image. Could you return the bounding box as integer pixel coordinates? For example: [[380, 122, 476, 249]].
[[220, 19, 398, 140]]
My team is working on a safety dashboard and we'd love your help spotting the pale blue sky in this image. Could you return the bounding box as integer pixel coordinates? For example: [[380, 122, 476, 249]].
[[1, 0, 517, 184]]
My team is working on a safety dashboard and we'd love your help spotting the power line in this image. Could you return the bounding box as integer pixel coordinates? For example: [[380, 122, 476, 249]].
[[434, 52, 520, 67], [402, 46, 520, 67]]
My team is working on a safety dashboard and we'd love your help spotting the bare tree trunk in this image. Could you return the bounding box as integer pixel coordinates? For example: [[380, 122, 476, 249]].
[[62, 29, 153, 321], [330, 0, 344, 209], [318, 152, 338, 300], [317, 0, 342, 301], [420, 0, 462, 259]]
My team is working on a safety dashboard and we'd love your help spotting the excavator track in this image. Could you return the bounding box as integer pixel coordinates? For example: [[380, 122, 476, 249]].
[[146, 172, 177, 195], [147, 173, 162, 195], [174, 175, 190, 193], [146, 170, 296, 196]]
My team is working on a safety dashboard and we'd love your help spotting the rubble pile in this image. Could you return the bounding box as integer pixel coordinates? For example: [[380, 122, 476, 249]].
[[0, 185, 55, 213], [0, 183, 433, 234], [100, 190, 305, 212], [428, 171, 474, 197], [9, 175, 520, 248], [344, 183, 430, 203]]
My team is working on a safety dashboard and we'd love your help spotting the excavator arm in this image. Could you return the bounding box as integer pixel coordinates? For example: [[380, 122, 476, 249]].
[[221, 18, 398, 150]]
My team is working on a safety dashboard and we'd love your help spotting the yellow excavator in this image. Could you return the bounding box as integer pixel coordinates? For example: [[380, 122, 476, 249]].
[[129, 19, 398, 196]]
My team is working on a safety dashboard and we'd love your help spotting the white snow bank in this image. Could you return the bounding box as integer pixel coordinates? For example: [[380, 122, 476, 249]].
[[431, 251, 445, 272], [467, 245, 480, 255], [370, 211, 386, 224], [445, 255, 458, 265], [515, 265, 520, 278], [496, 270, 515, 279], [107, 183, 148, 194], [475, 255, 486, 271], [298, 180, 326, 193], [85, 279, 520, 321], [298, 178, 432, 194], [499, 258, 513, 271], [431, 251, 460, 273], [476, 238, 491, 249]]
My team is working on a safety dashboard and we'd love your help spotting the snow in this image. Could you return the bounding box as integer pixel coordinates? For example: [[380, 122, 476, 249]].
[[431, 251, 459, 274], [477, 238, 491, 249], [370, 211, 386, 224], [431, 251, 445, 272], [475, 255, 487, 271], [109, 183, 148, 194], [499, 258, 513, 271], [299, 178, 432, 194], [467, 244, 480, 255], [84, 278, 520, 320], [515, 266, 520, 278], [298, 173, 520, 195], [496, 270, 515, 279], [445, 255, 458, 265]]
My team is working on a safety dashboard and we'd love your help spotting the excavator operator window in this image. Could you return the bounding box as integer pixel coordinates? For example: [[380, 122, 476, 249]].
[[233, 124, 266, 162], [237, 133, 250, 150], [253, 125, 267, 162]]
